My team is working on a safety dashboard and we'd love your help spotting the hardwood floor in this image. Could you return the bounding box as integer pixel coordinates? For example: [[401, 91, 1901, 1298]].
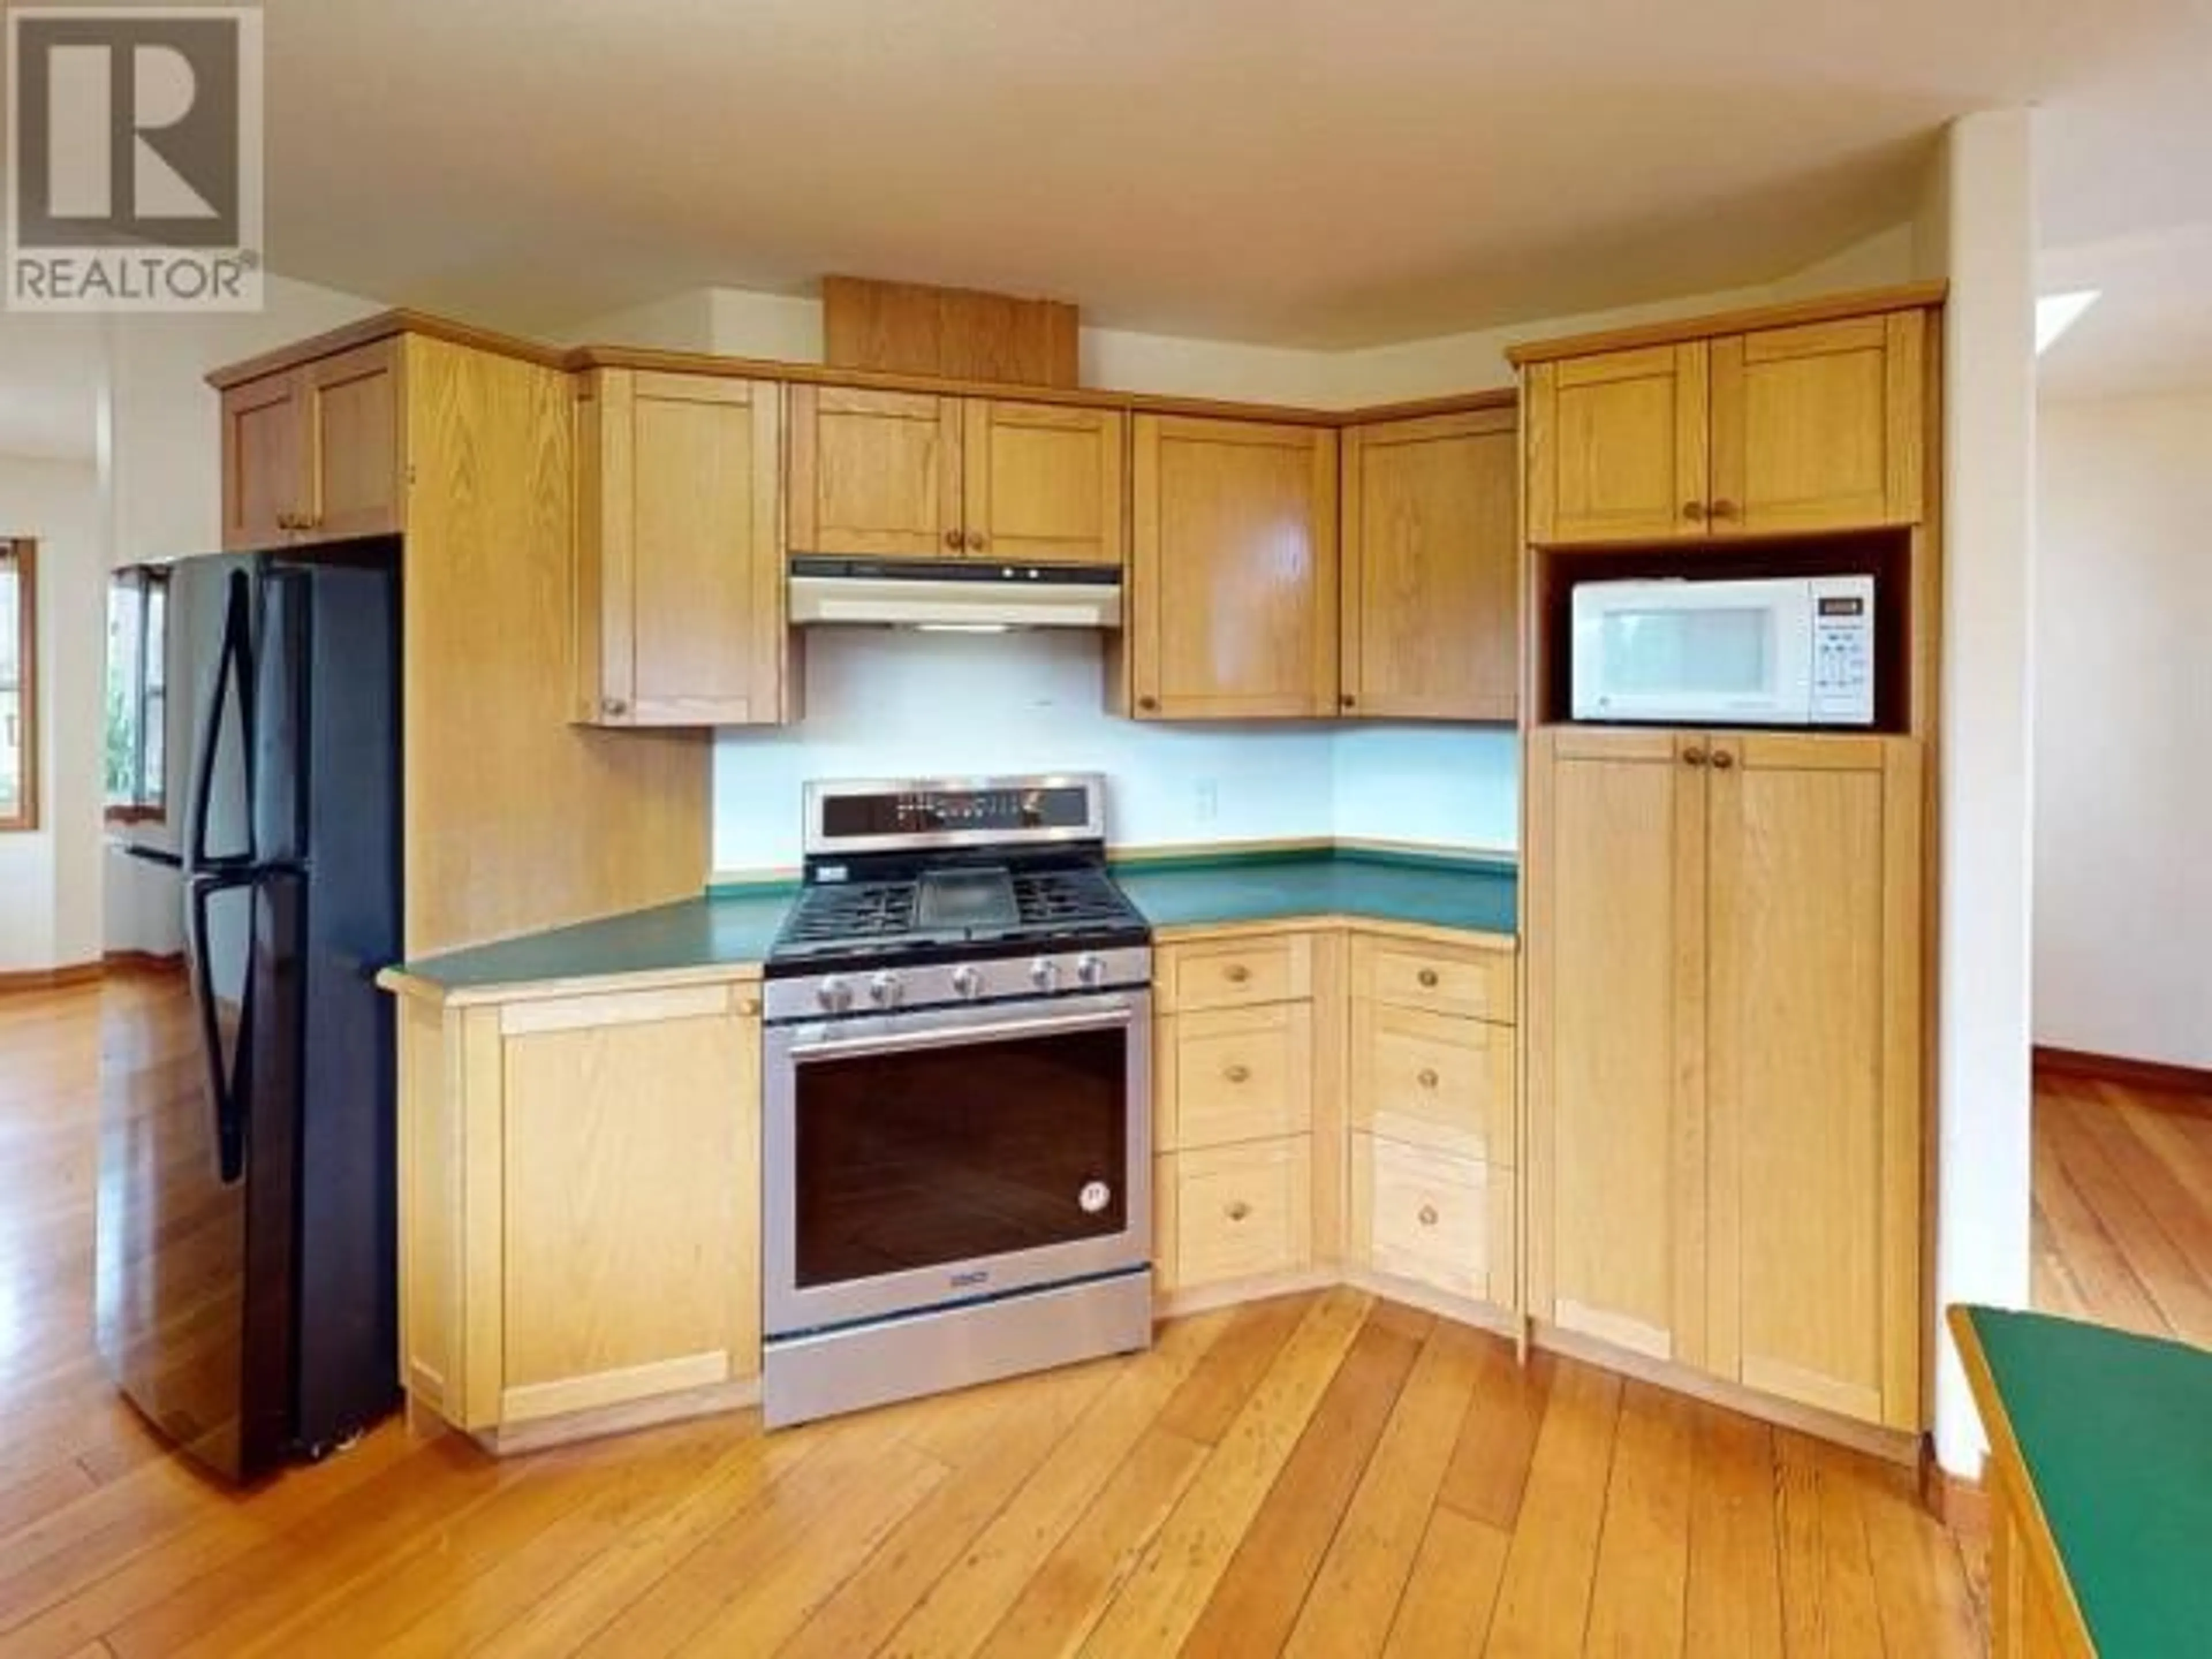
[[0, 979, 1984, 1656], [2033, 1067, 2212, 1343]]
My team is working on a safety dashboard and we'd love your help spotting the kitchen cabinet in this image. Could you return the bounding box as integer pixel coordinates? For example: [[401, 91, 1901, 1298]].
[[1522, 305, 1927, 545], [1524, 726, 1924, 1430], [1124, 416, 1339, 719], [388, 971, 762, 1450], [219, 339, 403, 550], [573, 370, 791, 727], [1340, 407, 1520, 721], [786, 385, 1126, 566]]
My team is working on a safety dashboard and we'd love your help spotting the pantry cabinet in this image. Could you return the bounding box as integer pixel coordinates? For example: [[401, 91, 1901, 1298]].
[[219, 338, 403, 550], [1340, 406, 1520, 721], [786, 385, 1126, 566], [1522, 305, 1927, 545], [1124, 416, 1339, 719], [1524, 726, 1923, 1430], [387, 971, 763, 1450], [573, 370, 791, 727]]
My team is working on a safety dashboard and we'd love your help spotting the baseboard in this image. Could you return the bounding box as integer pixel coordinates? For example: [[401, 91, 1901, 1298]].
[[102, 949, 184, 973], [2034, 1044, 2212, 1099], [0, 961, 102, 992], [1919, 1458, 1990, 1538]]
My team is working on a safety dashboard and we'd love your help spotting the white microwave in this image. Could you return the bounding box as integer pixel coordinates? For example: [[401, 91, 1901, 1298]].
[[1570, 575, 1876, 727]]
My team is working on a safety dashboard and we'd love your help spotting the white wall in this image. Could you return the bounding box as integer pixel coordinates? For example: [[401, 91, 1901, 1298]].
[[2033, 391, 2212, 1068], [0, 456, 104, 972], [1927, 110, 2039, 1476]]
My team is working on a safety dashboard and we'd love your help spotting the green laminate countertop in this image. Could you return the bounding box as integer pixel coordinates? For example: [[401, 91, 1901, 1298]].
[[1112, 850, 1516, 936], [391, 888, 794, 994], [388, 850, 1517, 995], [1960, 1305, 2212, 1656]]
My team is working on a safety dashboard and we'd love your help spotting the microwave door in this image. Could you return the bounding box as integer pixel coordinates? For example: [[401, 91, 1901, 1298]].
[[1574, 579, 1813, 724]]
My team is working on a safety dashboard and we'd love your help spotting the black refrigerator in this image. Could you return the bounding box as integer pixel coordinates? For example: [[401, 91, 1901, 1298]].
[[99, 541, 402, 1483]]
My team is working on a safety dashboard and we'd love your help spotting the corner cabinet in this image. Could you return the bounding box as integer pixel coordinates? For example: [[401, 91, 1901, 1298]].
[[1340, 406, 1519, 721], [388, 971, 763, 1452], [219, 338, 404, 550], [573, 370, 793, 728], [1122, 416, 1339, 719], [787, 385, 1126, 567], [1524, 727, 1925, 1430], [1524, 307, 1927, 545]]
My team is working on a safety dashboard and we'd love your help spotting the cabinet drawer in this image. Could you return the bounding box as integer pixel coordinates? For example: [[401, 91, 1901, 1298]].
[[1162, 1137, 1313, 1290], [1158, 934, 1313, 1012], [1350, 1001, 1515, 1165], [1350, 1133, 1513, 1306], [1164, 1004, 1312, 1150], [1353, 934, 1515, 1022]]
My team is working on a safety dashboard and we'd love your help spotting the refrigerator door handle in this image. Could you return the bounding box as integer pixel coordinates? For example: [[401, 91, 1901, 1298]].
[[188, 572, 256, 873], [188, 869, 260, 1185]]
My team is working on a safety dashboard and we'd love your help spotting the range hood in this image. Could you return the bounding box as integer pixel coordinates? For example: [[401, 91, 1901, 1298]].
[[789, 557, 1122, 631]]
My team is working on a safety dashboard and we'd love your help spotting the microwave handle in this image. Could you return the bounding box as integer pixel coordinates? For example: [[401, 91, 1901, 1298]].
[[789, 1003, 1137, 1063]]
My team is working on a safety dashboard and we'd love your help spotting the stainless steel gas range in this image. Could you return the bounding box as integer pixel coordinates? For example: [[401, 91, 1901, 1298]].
[[759, 774, 1154, 1427]]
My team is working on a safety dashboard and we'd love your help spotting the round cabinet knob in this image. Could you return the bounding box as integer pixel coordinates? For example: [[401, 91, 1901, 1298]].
[[967, 530, 987, 551], [1075, 952, 1107, 988], [1225, 964, 1251, 985], [1226, 1200, 1252, 1222], [1030, 957, 1062, 992], [944, 528, 964, 550], [1225, 1063, 1251, 1085], [1710, 499, 1740, 521], [1711, 751, 1736, 771], [1683, 748, 1710, 768], [1418, 1204, 1440, 1228], [1340, 694, 1356, 710], [1418, 1068, 1440, 1090], [275, 510, 297, 530], [1416, 968, 1440, 988], [817, 976, 853, 1014], [950, 964, 982, 999], [1138, 696, 1160, 713], [601, 696, 628, 718], [1681, 500, 1709, 522], [868, 970, 903, 1007]]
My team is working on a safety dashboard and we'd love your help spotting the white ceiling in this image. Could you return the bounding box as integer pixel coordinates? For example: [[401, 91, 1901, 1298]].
[[257, 0, 2183, 346]]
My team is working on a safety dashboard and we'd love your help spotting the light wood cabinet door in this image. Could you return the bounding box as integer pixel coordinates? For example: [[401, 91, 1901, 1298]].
[[787, 385, 963, 560], [1158, 1137, 1314, 1291], [1349, 1133, 1513, 1306], [1705, 734, 1922, 1429], [1128, 416, 1339, 719], [1710, 312, 1926, 535], [575, 370, 787, 727], [298, 339, 403, 541], [963, 400, 1126, 566], [1341, 407, 1518, 720], [1525, 727, 1708, 1365], [494, 984, 760, 1425], [1526, 343, 1709, 546], [219, 372, 305, 551]]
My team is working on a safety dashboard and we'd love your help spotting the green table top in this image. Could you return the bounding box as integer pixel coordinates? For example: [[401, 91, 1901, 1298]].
[[1962, 1305, 2212, 1656], [392, 850, 1517, 993]]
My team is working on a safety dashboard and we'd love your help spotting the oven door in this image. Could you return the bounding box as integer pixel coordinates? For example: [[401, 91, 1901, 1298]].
[[1571, 578, 1814, 724], [763, 990, 1152, 1338]]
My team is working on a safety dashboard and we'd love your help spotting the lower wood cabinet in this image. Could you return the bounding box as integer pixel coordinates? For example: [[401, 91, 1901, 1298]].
[[1159, 1137, 1316, 1290], [1349, 1133, 1513, 1307], [387, 971, 762, 1449]]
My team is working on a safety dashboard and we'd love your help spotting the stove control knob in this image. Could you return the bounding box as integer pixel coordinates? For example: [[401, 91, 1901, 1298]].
[[817, 976, 854, 1014], [1075, 952, 1107, 988], [868, 970, 903, 1009], [950, 965, 983, 1000], [1030, 956, 1063, 992]]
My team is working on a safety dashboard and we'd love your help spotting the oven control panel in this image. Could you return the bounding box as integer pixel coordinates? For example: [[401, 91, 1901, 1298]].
[[764, 945, 1152, 1024]]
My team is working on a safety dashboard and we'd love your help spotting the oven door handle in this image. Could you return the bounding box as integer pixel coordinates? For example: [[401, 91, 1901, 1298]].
[[787, 1002, 1138, 1062]]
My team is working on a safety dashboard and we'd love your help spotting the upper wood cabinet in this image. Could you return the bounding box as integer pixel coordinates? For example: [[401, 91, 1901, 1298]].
[[219, 339, 403, 550], [1124, 416, 1338, 719], [1525, 725, 1925, 1430], [573, 370, 790, 728], [1341, 407, 1519, 721], [1524, 306, 1928, 546], [787, 385, 1126, 565]]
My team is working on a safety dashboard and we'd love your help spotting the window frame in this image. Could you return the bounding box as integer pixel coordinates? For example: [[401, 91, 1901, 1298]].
[[105, 563, 170, 825], [0, 540, 36, 834]]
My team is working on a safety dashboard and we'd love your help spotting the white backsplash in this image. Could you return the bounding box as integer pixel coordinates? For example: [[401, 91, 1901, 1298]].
[[710, 630, 1519, 872]]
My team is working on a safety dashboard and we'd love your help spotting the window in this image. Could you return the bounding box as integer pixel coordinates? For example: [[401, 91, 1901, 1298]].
[[105, 565, 169, 823], [0, 541, 33, 832]]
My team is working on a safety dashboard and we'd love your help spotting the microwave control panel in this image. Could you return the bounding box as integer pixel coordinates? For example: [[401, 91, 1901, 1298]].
[[1808, 578, 1877, 724]]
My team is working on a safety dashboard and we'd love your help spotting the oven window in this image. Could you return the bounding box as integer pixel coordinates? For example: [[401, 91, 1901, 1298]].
[[794, 1028, 1129, 1288]]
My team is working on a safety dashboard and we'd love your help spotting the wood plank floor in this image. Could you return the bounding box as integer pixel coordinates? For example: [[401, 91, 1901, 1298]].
[[0, 979, 1988, 1656], [2033, 1067, 2212, 1343]]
